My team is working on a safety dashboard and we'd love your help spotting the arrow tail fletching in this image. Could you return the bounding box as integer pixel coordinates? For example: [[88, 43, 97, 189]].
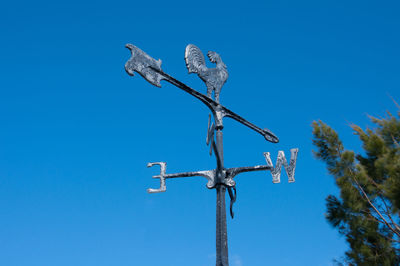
[[125, 44, 164, 87]]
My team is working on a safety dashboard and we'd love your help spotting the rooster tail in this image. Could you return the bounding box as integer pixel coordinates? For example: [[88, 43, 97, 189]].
[[185, 44, 207, 74]]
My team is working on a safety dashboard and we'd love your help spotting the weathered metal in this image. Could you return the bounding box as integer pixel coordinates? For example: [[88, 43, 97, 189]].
[[185, 44, 228, 103], [264, 149, 299, 183], [125, 44, 164, 87], [124, 44, 299, 266]]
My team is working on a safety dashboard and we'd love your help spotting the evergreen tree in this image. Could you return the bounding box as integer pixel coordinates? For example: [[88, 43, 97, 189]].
[[312, 110, 400, 265]]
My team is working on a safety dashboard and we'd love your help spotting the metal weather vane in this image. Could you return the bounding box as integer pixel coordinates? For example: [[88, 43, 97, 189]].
[[125, 43, 299, 266]]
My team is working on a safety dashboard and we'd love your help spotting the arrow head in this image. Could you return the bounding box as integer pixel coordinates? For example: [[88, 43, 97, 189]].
[[263, 128, 279, 143]]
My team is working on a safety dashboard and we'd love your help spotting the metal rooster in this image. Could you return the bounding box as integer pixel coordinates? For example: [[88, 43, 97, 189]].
[[185, 44, 228, 103]]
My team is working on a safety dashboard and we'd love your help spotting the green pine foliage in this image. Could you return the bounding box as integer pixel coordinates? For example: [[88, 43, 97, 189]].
[[312, 110, 400, 265]]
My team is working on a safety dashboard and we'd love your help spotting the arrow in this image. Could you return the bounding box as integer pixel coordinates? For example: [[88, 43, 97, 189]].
[[125, 44, 279, 143]]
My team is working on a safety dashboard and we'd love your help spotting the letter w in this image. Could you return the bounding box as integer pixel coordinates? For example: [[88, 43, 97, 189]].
[[263, 148, 299, 183]]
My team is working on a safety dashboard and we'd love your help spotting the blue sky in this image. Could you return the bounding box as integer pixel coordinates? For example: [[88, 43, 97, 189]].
[[1, 0, 400, 265]]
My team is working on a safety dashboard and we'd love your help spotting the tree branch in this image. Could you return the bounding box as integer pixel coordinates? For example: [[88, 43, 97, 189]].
[[351, 172, 400, 238]]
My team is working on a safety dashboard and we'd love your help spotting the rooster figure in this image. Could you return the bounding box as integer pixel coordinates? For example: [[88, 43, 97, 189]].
[[185, 44, 228, 103]]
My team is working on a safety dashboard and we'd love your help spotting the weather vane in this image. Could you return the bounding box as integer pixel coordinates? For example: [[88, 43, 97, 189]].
[[125, 43, 299, 266]]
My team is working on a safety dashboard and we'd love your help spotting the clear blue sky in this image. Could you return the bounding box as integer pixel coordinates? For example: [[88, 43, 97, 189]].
[[1, 0, 399, 265]]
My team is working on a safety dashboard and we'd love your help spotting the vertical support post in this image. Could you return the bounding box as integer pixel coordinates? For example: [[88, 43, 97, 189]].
[[215, 129, 229, 266], [216, 185, 228, 266]]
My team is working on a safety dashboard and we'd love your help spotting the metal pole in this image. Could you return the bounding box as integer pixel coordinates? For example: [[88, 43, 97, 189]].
[[215, 129, 229, 266]]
